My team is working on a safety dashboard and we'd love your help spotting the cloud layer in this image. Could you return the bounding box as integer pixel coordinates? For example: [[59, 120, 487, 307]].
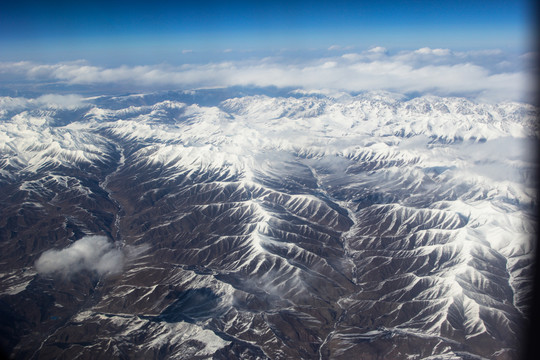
[[35, 236, 124, 277], [0, 48, 533, 103]]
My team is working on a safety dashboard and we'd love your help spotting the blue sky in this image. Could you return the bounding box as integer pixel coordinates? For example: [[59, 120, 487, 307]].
[[0, 1, 535, 103], [0, 0, 533, 64]]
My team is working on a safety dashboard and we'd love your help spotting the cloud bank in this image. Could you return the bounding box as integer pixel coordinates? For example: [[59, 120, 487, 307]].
[[0, 48, 533, 103], [35, 236, 124, 277]]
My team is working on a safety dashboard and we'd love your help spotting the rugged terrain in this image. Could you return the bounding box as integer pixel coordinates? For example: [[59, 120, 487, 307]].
[[0, 89, 537, 359]]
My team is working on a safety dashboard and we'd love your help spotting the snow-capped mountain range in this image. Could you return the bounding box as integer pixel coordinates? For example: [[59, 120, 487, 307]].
[[0, 89, 537, 359]]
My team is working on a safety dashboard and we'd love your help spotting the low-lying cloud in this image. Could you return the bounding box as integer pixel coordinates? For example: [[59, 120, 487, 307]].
[[0, 47, 534, 103], [0, 94, 86, 111], [35, 236, 124, 277]]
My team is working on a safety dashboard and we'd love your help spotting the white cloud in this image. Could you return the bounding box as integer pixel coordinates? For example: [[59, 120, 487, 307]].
[[414, 47, 451, 56], [35, 236, 124, 277], [0, 48, 532, 103], [368, 46, 387, 54], [36, 94, 86, 108]]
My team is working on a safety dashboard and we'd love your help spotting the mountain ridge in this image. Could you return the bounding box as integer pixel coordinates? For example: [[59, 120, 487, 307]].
[[0, 89, 536, 359]]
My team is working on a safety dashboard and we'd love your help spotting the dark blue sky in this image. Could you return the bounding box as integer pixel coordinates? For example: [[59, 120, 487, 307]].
[[0, 0, 533, 64]]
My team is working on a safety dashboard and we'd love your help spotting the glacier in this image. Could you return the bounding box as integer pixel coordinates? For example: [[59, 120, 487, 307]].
[[0, 89, 537, 359]]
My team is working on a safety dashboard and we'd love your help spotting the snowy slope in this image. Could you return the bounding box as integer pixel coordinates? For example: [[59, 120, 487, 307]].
[[0, 90, 536, 359]]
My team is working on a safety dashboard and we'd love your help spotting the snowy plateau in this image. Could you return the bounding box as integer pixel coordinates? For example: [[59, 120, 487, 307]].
[[0, 89, 537, 360]]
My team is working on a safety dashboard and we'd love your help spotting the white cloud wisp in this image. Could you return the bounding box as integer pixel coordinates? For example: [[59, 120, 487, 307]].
[[35, 236, 124, 277]]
